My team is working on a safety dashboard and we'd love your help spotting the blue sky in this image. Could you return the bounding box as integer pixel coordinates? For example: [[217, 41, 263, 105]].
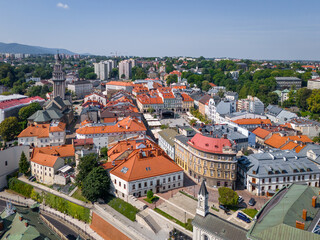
[[1, 0, 320, 60]]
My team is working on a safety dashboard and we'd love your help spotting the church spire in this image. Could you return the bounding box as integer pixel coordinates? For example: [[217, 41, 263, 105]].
[[196, 180, 209, 217]]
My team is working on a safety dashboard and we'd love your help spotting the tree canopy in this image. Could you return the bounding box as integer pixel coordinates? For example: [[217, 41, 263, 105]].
[[81, 166, 110, 202], [0, 117, 21, 141], [19, 151, 29, 175], [76, 153, 99, 186], [218, 187, 238, 206], [18, 102, 42, 122]]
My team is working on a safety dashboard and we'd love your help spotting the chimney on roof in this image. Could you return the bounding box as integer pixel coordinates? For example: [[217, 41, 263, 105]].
[[302, 209, 307, 221], [296, 221, 305, 230], [223, 134, 227, 139], [24, 221, 28, 227], [19, 215, 23, 221], [312, 196, 317, 207]]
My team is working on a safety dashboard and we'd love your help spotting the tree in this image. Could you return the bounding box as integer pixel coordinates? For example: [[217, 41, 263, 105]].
[[110, 68, 118, 78], [307, 89, 320, 114], [76, 153, 99, 186], [85, 72, 97, 80], [132, 67, 147, 80], [19, 152, 29, 175], [267, 92, 279, 105], [18, 102, 42, 122], [82, 167, 110, 202], [0, 117, 21, 141], [147, 107, 155, 114], [296, 88, 312, 111], [79, 67, 94, 79], [147, 190, 154, 199], [166, 74, 178, 85], [100, 147, 108, 158], [201, 81, 211, 92], [218, 187, 238, 206], [121, 74, 126, 79]]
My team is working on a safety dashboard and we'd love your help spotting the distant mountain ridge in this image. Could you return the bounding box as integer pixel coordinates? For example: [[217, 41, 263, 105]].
[[0, 42, 76, 55]]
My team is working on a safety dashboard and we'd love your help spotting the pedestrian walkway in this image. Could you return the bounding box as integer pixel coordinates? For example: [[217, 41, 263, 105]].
[[18, 176, 92, 209]]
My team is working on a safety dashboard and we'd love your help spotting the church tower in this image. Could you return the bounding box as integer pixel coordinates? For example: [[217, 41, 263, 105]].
[[196, 180, 209, 217], [52, 53, 66, 99]]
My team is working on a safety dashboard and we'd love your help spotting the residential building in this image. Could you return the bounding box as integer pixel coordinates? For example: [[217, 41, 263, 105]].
[[181, 93, 194, 112], [67, 80, 93, 98], [31, 144, 75, 161], [264, 133, 312, 151], [266, 105, 298, 124], [224, 111, 267, 122], [76, 116, 147, 143], [84, 92, 107, 106], [31, 153, 65, 185], [119, 60, 133, 79], [80, 106, 100, 123], [0, 96, 45, 123], [18, 122, 66, 147], [247, 184, 320, 240], [237, 150, 320, 196], [232, 118, 271, 130], [100, 106, 141, 123], [207, 99, 236, 124], [308, 77, 320, 90], [225, 91, 238, 101], [237, 95, 264, 114], [252, 127, 272, 146], [175, 133, 237, 189], [287, 118, 320, 138], [104, 81, 134, 93], [198, 95, 211, 116], [136, 94, 164, 113], [275, 77, 302, 90], [94, 60, 116, 80], [109, 147, 184, 200], [158, 129, 179, 160], [192, 181, 247, 240]]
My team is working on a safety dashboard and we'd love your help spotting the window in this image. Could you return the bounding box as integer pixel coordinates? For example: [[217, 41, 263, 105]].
[[210, 170, 213, 176], [204, 169, 207, 175], [217, 171, 221, 177], [124, 184, 126, 189], [276, 178, 279, 183], [163, 178, 166, 183], [231, 173, 235, 178], [144, 182, 147, 187], [269, 178, 271, 183], [173, 176, 176, 181], [163, 186, 166, 190], [225, 172, 229, 178], [132, 184, 136, 190], [218, 163, 221, 169], [119, 182, 121, 187], [114, 179, 117, 184], [150, 181, 153, 186], [262, 179, 265, 183], [293, 176, 295, 181], [217, 181, 220, 186], [262, 186, 265, 191], [168, 177, 171, 182], [5, 161, 7, 166], [232, 164, 235, 170], [138, 183, 141, 188], [302, 176, 305, 180]]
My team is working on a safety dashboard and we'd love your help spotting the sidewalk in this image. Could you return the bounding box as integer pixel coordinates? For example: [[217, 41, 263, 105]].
[[18, 176, 93, 209]]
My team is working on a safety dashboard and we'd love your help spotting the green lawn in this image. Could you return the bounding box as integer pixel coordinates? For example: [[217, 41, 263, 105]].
[[242, 208, 258, 218], [71, 188, 89, 203], [154, 208, 193, 231], [106, 196, 139, 221]]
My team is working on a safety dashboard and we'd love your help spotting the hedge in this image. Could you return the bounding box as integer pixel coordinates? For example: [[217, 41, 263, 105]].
[[8, 178, 33, 198], [44, 193, 91, 223]]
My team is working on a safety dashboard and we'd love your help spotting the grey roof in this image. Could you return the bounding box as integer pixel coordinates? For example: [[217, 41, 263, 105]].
[[175, 134, 191, 146], [192, 214, 247, 240], [158, 129, 179, 147], [239, 149, 320, 178], [81, 105, 100, 115], [198, 94, 211, 104], [266, 104, 283, 117], [225, 91, 238, 96], [275, 77, 301, 81], [28, 109, 63, 122], [199, 180, 208, 196], [216, 101, 234, 115]]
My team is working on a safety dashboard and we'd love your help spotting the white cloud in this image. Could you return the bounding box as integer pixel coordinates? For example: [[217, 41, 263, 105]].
[[57, 2, 69, 9]]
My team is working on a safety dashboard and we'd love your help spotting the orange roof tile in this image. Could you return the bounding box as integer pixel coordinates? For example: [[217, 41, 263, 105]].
[[181, 93, 194, 102], [252, 127, 271, 139], [110, 149, 182, 182], [18, 124, 50, 138], [49, 122, 66, 132], [32, 145, 75, 158], [76, 117, 147, 135], [264, 133, 288, 148], [288, 135, 313, 143], [295, 145, 306, 153], [233, 118, 271, 125], [172, 85, 186, 90], [280, 141, 299, 151], [31, 153, 59, 167], [137, 94, 163, 105], [209, 83, 217, 87], [105, 81, 133, 86]]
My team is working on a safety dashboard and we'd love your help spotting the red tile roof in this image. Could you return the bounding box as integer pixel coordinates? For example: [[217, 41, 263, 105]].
[[110, 148, 182, 182], [233, 118, 271, 125], [18, 124, 50, 138], [32, 144, 74, 158], [105, 81, 133, 87], [280, 142, 299, 151], [181, 93, 194, 102], [73, 138, 94, 146], [0, 96, 44, 109], [76, 117, 146, 135], [264, 134, 288, 148], [252, 127, 271, 139], [31, 153, 59, 167], [137, 94, 163, 105], [188, 133, 233, 154], [209, 83, 217, 87]]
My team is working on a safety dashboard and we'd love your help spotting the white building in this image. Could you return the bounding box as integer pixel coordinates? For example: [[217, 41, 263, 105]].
[[237, 95, 264, 114], [18, 122, 66, 147], [119, 60, 133, 80], [109, 148, 184, 200], [158, 129, 179, 160], [67, 80, 93, 98], [31, 153, 65, 185], [206, 98, 236, 124], [84, 92, 107, 106], [94, 60, 116, 80], [237, 150, 320, 196]]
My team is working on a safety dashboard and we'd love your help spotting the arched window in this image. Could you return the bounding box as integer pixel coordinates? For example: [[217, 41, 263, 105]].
[[203, 234, 209, 240]]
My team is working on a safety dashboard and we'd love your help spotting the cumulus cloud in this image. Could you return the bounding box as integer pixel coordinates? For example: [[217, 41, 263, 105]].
[[57, 2, 69, 9]]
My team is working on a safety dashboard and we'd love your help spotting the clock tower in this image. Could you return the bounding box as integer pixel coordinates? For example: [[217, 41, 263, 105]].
[[196, 180, 209, 217], [52, 53, 66, 99]]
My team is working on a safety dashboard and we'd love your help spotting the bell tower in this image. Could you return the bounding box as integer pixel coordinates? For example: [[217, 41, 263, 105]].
[[196, 180, 209, 217], [52, 53, 66, 99]]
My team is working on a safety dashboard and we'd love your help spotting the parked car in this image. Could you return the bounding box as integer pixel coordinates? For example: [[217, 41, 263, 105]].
[[237, 212, 251, 223], [238, 196, 244, 203], [248, 198, 256, 206], [219, 205, 230, 213]]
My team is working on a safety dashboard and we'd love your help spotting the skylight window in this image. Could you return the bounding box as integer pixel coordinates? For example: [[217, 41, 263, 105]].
[[121, 167, 129, 173]]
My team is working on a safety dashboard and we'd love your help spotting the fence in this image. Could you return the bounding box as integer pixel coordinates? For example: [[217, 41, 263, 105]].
[[0, 195, 29, 207], [40, 207, 95, 240]]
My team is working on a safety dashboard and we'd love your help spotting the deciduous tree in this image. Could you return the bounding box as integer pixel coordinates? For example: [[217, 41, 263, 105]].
[[218, 187, 238, 206]]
